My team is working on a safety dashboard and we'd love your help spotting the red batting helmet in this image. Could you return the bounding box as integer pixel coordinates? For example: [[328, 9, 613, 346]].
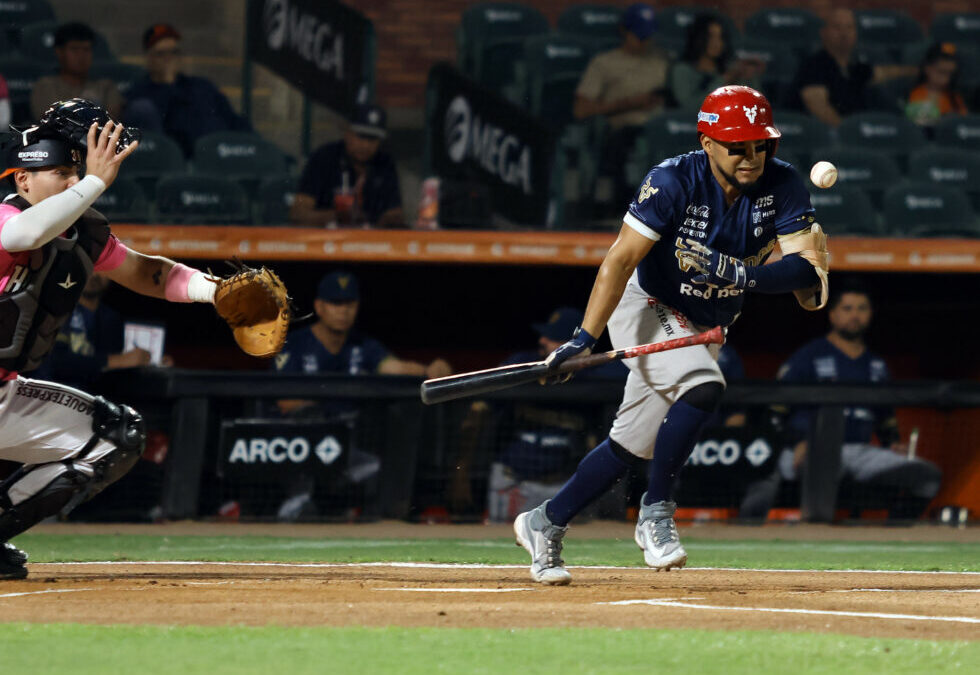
[[696, 86, 781, 150]]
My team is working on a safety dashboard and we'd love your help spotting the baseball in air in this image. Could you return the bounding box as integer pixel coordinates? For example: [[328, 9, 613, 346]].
[[809, 161, 838, 188]]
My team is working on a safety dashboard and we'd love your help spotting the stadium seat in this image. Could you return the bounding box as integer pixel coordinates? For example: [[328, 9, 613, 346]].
[[744, 8, 822, 57], [89, 62, 147, 98], [769, 111, 833, 167], [556, 4, 622, 51], [854, 9, 923, 62], [735, 39, 799, 108], [930, 12, 980, 47], [837, 112, 926, 167], [155, 174, 250, 225], [0, 57, 52, 125], [18, 21, 115, 65], [934, 114, 980, 151], [456, 3, 549, 96], [192, 131, 287, 191], [882, 182, 977, 237], [907, 147, 980, 211], [92, 177, 149, 223], [521, 33, 596, 127], [654, 6, 739, 60], [253, 174, 297, 225], [808, 185, 881, 236], [626, 110, 700, 187], [0, 0, 53, 43], [819, 147, 901, 208], [124, 131, 186, 195]]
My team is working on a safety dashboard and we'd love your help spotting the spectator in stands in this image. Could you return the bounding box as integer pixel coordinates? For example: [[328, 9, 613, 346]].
[[31, 274, 171, 391], [290, 104, 403, 228], [669, 14, 765, 110], [905, 43, 968, 134], [573, 2, 669, 209], [795, 8, 914, 127], [125, 23, 250, 157], [30, 22, 123, 119], [0, 74, 10, 129], [274, 271, 451, 414], [773, 280, 942, 521], [448, 308, 627, 518]]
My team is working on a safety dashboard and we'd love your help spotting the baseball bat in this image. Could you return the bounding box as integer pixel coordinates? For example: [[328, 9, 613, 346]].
[[420, 325, 724, 405]]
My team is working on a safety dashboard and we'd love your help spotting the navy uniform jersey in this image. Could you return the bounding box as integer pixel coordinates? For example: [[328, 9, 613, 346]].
[[624, 151, 815, 327], [273, 326, 391, 375], [778, 337, 892, 444]]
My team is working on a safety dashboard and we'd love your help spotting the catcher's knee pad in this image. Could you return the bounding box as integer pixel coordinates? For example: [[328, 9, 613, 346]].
[[0, 462, 90, 541], [87, 396, 145, 492]]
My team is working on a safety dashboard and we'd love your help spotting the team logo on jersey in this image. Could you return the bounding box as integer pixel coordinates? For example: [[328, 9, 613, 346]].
[[638, 178, 659, 202], [274, 352, 290, 370], [57, 274, 77, 290], [753, 226, 764, 237], [742, 105, 759, 123]]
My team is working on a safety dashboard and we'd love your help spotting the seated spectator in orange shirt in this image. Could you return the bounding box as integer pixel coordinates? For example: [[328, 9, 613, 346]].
[[905, 43, 967, 134]]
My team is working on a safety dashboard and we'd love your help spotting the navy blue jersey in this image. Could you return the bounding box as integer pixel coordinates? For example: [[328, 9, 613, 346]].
[[273, 326, 391, 375], [778, 337, 892, 444], [624, 151, 815, 327]]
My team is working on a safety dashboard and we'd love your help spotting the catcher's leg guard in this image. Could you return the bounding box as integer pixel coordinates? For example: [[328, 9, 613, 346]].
[[0, 397, 145, 541]]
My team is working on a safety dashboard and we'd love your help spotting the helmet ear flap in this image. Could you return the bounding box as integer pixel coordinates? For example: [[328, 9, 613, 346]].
[[766, 138, 779, 158]]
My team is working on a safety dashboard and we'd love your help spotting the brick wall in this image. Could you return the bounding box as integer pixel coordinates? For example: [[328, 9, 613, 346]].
[[357, 0, 980, 109]]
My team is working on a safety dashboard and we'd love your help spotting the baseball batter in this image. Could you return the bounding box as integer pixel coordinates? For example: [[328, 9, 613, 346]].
[[514, 86, 830, 584], [0, 100, 220, 579]]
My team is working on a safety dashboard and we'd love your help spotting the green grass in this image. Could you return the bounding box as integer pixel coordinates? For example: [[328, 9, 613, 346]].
[[1, 624, 977, 675], [12, 534, 980, 572]]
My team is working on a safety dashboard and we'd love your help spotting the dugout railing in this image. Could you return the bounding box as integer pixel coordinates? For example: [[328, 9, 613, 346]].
[[91, 369, 980, 524]]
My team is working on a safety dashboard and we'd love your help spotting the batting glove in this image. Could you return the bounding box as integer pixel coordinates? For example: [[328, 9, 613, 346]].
[[543, 326, 596, 384], [686, 242, 753, 290]]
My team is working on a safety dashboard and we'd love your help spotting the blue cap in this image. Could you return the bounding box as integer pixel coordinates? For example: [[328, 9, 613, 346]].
[[622, 3, 657, 40], [532, 307, 584, 341], [350, 104, 387, 139], [317, 271, 360, 302]]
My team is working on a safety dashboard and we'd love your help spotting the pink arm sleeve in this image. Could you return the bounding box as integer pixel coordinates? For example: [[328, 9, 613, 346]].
[[93, 234, 129, 271], [0, 204, 23, 252]]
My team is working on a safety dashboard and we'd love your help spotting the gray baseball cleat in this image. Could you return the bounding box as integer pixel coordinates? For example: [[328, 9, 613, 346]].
[[634, 495, 687, 571], [1, 542, 28, 580], [513, 501, 572, 585]]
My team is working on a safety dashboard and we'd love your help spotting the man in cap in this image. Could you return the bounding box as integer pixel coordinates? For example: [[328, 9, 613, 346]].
[[513, 85, 829, 584], [290, 104, 404, 228], [275, 270, 450, 414], [574, 3, 670, 210], [30, 22, 123, 119], [124, 23, 250, 156]]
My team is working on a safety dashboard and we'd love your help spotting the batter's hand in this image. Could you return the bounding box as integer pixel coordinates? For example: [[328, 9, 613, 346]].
[[685, 241, 751, 290], [85, 121, 139, 188], [542, 327, 596, 384]]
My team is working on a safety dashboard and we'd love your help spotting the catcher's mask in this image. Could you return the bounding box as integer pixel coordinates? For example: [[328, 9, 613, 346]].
[[37, 98, 141, 155]]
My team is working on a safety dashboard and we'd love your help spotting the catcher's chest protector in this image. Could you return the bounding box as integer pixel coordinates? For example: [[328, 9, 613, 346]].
[[0, 196, 110, 372]]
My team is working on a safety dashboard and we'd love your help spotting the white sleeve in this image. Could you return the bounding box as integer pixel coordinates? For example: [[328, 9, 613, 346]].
[[0, 175, 106, 252]]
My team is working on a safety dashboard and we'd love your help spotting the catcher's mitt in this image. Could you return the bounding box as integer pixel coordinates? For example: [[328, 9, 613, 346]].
[[213, 261, 290, 358]]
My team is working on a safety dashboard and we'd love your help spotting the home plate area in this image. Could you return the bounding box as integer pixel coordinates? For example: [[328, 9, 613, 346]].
[[1, 562, 977, 640]]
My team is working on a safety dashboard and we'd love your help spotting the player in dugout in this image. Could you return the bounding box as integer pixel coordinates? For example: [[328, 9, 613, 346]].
[[0, 100, 224, 580], [514, 86, 830, 584]]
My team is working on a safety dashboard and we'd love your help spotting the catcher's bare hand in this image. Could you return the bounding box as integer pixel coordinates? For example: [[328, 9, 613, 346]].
[[85, 121, 139, 187]]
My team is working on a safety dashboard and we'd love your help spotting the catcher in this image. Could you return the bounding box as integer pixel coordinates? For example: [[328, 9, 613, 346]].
[[0, 99, 288, 579]]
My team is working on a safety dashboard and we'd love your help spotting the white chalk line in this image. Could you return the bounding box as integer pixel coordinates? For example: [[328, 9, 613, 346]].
[[595, 598, 980, 625], [0, 588, 96, 599], [374, 587, 532, 593], [28, 561, 980, 576], [790, 588, 980, 594]]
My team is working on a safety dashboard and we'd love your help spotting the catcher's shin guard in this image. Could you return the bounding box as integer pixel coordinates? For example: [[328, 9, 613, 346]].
[[0, 397, 145, 540]]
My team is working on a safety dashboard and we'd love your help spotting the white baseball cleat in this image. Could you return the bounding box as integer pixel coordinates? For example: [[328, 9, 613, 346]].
[[513, 501, 572, 585], [634, 495, 687, 571]]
